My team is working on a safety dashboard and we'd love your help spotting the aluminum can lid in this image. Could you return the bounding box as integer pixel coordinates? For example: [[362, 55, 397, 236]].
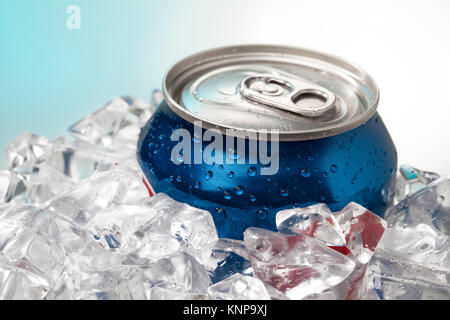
[[163, 45, 379, 141]]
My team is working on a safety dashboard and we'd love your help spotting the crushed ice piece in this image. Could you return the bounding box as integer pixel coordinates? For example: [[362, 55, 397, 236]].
[[277, 202, 387, 265], [88, 204, 158, 251], [0, 206, 65, 281], [0, 255, 50, 300], [24, 165, 76, 205], [277, 203, 345, 246], [135, 193, 218, 264], [6, 132, 53, 175], [46, 168, 148, 228], [0, 205, 65, 299], [263, 283, 289, 300], [335, 202, 387, 265], [4, 133, 134, 206], [370, 175, 450, 299], [208, 273, 270, 300], [394, 164, 440, 203], [365, 250, 450, 300], [206, 239, 253, 284], [68, 96, 152, 151], [276, 202, 386, 299], [244, 227, 355, 300], [382, 176, 450, 271], [144, 252, 210, 300]]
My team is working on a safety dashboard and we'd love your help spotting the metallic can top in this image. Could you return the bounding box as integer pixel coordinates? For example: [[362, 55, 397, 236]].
[[163, 45, 379, 141]]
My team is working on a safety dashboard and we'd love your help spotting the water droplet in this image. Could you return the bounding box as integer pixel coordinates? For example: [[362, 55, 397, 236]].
[[308, 155, 314, 161], [169, 175, 174, 182], [330, 164, 338, 173], [218, 165, 224, 170], [194, 181, 201, 189], [322, 172, 328, 178], [280, 189, 289, 197], [205, 171, 213, 181], [217, 186, 222, 192], [215, 208, 226, 218], [247, 167, 257, 177], [176, 176, 182, 182], [300, 168, 311, 178], [234, 185, 244, 196], [256, 209, 268, 220], [249, 194, 256, 202], [224, 191, 232, 200], [227, 171, 234, 178]]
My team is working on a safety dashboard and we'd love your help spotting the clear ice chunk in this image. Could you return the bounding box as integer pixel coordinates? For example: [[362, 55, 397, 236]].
[[143, 252, 210, 300], [382, 176, 450, 272], [394, 164, 440, 203], [135, 193, 218, 265], [6, 132, 53, 175], [365, 249, 450, 300], [205, 238, 253, 284], [244, 227, 355, 300], [277, 202, 387, 265], [68, 96, 152, 151], [334, 202, 387, 265], [0, 206, 65, 283], [46, 169, 148, 228], [208, 273, 270, 300], [0, 255, 50, 300], [277, 204, 345, 246], [25, 165, 75, 205]]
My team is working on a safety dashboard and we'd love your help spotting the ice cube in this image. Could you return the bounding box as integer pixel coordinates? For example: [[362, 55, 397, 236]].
[[205, 238, 253, 284], [0, 255, 50, 300], [24, 165, 76, 205], [277, 202, 387, 265], [110, 267, 149, 300], [6, 132, 53, 174], [365, 249, 450, 300], [46, 169, 148, 227], [88, 204, 158, 251], [135, 193, 218, 264], [394, 164, 440, 203], [244, 227, 355, 300], [45, 263, 121, 300], [277, 204, 345, 246], [0, 206, 65, 282], [143, 252, 210, 300], [382, 176, 450, 272], [334, 202, 387, 264], [68, 96, 152, 151], [42, 138, 131, 182], [208, 273, 270, 300]]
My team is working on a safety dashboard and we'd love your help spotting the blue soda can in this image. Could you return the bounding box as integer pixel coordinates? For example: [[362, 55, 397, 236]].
[[137, 45, 397, 240]]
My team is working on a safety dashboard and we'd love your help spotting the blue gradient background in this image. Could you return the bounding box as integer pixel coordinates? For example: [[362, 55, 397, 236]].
[[1, 0, 450, 173]]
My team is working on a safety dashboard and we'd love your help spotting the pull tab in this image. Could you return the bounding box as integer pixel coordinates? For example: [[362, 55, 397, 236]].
[[239, 74, 336, 117]]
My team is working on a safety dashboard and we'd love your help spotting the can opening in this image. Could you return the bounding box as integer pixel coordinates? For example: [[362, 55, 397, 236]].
[[292, 90, 329, 111]]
